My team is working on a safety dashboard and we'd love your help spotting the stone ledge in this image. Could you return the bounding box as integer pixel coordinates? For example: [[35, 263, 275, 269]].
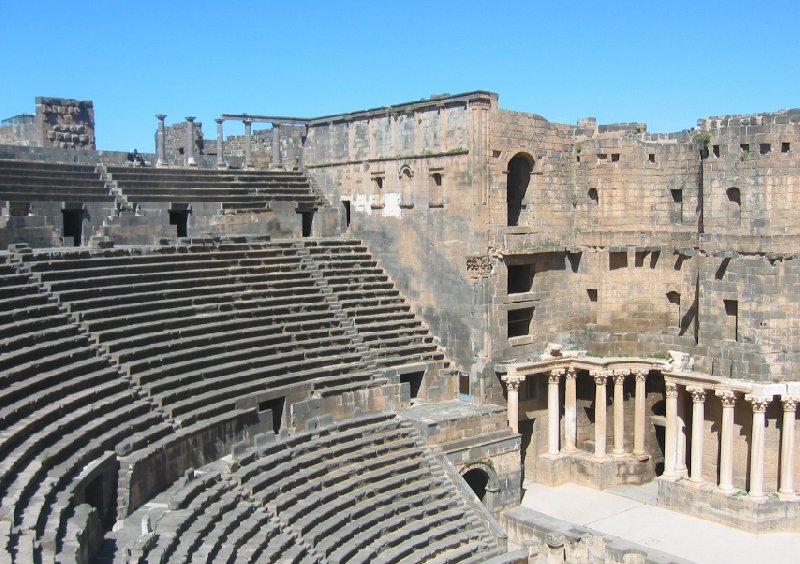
[[658, 477, 800, 532], [536, 451, 655, 490]]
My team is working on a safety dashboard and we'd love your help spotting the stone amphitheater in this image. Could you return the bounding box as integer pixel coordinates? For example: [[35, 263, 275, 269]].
[[1, 93, 800, 562]]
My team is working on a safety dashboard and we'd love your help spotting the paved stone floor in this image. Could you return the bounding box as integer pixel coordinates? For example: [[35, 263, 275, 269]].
[[521, 481, 800, 563]]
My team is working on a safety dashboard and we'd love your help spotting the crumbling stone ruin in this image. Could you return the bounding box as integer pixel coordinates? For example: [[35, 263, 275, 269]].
[[0, 97, 95, 150], [0, 91, 799, 562]]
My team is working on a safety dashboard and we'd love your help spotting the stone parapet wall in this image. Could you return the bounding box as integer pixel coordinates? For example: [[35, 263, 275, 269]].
[[36, 97, 95, 149]]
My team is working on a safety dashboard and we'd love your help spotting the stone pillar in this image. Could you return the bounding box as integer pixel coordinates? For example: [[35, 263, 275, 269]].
[[779, 396, 799, 498], [746, 395, 771, 499], [676, 387, 688, 477], [563, 367, 577, 453], [185, 116, 197, 167], [716, 390, 736, 492], [633, 370, 647, 458], [612, 370, 628, 457], [215, 118, 226, 169], [243, 118, 254, 169], [687, 386, 706, 484], [271, 123, 282, 169], [547, 369, 563, 456], [156, 114, 167, 167], [663, 382, 679, 479], [591, 370, 609, 460], [502, 372, 523, 434]]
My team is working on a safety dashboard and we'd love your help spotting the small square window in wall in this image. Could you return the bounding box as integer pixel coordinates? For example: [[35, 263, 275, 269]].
[[712, 145, 720, 158], [759, 143, 771, 155], [587, 288, 598, 302], [508, 307, 534, 339], [648, 153, 656, 164], [782, 142, 791, 153], [609, 252, 628, 270], [597, 153, 608, 163], [740, 143, 750, 153], [611, 153, 620, 163]]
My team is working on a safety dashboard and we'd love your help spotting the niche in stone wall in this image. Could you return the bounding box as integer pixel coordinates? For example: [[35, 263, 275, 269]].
[[370, 173, 385, 209], [723, 299, 739, 341], [670, 189, 683, 224], [429, 169, 444, 207], [399, 165, 414, 209], [609, 252, 628, 270], [666, 291, 681, 329], [726, 187, 741, 225]]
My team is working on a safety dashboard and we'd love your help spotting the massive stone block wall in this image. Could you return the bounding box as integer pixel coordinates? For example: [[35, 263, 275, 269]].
[[35, 96, 95, 149], [210, 124, 305, 169]]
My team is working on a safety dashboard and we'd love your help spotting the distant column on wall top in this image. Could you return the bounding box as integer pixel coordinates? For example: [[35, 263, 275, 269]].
[[243, 118, 254, 169], [215, 118, 226, 169], [271, 123, 282, 169], [156, 114, 167, 167], [185, 116, 197, 167]]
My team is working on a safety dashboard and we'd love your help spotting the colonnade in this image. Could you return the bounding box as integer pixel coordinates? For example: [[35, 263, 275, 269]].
[[663, 381, 799, 498], [502, 366, 650, 461], [154, 115, 290, 169]]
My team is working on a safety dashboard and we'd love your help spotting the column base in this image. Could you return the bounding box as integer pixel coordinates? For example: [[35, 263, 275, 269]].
[[612, 451, 626, 459], [718, 484, 735, 494], [632, 452, 650, 462], [778, 490, 797, 501], [542, 452, 561, 460], [560, 447, 578, 455], [748, 492, 766, 500]]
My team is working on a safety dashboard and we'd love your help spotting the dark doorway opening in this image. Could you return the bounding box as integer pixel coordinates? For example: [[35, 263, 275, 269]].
[[259, 397, 285, 432], [401, 371, 424, 399], [301, 210, 314, 237], [62, 206, 85, 245], [169, 209, 189, 238], [462, 468, 489, 502], [506, 154, 533, 226]]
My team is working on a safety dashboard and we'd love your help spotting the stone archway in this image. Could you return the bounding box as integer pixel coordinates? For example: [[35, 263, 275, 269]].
[[506, 153, 533, 226], [461, 462, 500, 511]]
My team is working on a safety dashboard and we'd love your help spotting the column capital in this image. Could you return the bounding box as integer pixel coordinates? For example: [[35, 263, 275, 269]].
[[242, 118, 253, 126], [686, 386, 706, 403], [156, 114, 166, 121], [612, 371, 627, 385], [501, 374, 524, 392], [590, 369, 609, 385], [548, 368, 565, 383], [185, 116, 196, 122], [633, 369, 647, 383], [745, 394, 772, 413], [565, 366, 577, 380], [715, 389, 737, 407], [665, 381, 679, 399], [781, 395, 800, 412], [215, 117, 224, 125]]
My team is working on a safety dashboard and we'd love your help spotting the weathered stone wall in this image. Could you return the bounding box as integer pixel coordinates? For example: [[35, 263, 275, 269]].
[[0, 114, 36, 146], [303, 92, 498, 402], [0, 143, 147, 166], [209, 124, 305, 170], [162, 121, 204, 167], [35, 97, 95, 149]]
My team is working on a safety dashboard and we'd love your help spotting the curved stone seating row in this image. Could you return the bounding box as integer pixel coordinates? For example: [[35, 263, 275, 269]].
[[106, 166, 321, 211], [0, 159, 113, 203], [0, 258, 173, 559], [304, 240, 446, 368], [122, 413, 505, 563], [22, 240, 378, 427]]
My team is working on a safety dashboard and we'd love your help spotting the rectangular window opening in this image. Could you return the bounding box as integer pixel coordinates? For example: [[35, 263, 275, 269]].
[[401, 371, 424, 399], [782, 142, 791, 153], [740, 143, 750, 153], [609, 252, 628, 270], [611, 153, 620, 163], [587, 288, 598, 302], [712, 145, 720, 158], [342, 200, 351, 229], [648, 153, 656, 163], [458, 371, 470, 401], [508, 307, 534, 339], [507, 263, 534, 294], [759, 143, 771, 155]]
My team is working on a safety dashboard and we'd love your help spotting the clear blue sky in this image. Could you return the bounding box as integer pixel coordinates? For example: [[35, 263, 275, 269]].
[[2, 0, 798, 151]]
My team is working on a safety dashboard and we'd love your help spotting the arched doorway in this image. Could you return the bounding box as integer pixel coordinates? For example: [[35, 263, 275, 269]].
[[506, 153, 533, 226], [461, 462, 500, 510]]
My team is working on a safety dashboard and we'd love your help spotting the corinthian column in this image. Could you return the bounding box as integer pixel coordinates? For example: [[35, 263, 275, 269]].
[[563, 367, 578, 453], [612, 370, 629, 457], [547, 369, 564, 456], [663, 382, 679, 479], [502, 370, 524, 434], [746, 395, 771, 499], [779, 396, 799, 498], [591, 370, 609, 460], [633, 370, 647, 457], [687, 386, 707, 484], [715, 390, 736, 492]]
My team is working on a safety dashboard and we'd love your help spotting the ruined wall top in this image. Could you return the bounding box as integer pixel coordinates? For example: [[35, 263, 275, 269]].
[[35, 96, 95, 150]]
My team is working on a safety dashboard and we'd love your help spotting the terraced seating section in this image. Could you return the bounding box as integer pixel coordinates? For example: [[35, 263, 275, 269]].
[[125, 413, 506, 564], [106, 167, 321, 211], [0, 252, 172, 561], [304, 239, 446, 369], [22, 239, 379, 429], [0, 159, 114, 203]]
